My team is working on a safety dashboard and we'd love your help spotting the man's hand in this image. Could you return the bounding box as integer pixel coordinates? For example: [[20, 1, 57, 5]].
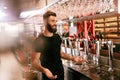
[[73, 56, 87, 64], [43, 68, 57, 79]]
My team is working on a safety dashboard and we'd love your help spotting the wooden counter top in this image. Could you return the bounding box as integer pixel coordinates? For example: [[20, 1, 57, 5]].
[[62, 59, 120, 80]]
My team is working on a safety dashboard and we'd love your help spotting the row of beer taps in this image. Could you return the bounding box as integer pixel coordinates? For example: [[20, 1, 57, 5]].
[[96, 40, 114, 73], [62, 37, 114, 72]]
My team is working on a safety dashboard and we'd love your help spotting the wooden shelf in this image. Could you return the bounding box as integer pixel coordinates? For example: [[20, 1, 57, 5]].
[[95, 22, 105, 24], [94, 12, 120, 40], [95, 21, 118, 24], [105, 31, 119, 34], [95, 27, 104, 28], [105, 26, 118, 28], [105, 21, 118, 23], [104, 36, 120, 39], [105, 33, 118, 34]]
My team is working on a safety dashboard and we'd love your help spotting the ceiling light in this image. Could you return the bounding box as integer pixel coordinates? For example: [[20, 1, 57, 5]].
[[3, 6, 7, 9], [0, 10, 6, 18]]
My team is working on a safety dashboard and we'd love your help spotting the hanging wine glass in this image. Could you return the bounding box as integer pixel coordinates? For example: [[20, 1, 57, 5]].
[[93, 0, 99, 14]]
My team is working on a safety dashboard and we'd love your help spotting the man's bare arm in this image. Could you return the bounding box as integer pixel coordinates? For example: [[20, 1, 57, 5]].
[[60, 47, 87, 64], [31, 52, 45, 72], [31, 52, 57, 79], [60, 49, 74, 61]]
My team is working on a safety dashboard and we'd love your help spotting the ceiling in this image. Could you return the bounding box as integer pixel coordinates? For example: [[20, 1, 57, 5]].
[[0, 0, 44, 21]]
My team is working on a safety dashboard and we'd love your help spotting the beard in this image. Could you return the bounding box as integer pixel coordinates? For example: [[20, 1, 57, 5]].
[[47, 23, 57, 33]]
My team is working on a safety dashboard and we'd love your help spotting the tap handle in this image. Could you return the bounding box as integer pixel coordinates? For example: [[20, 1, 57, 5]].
[[83, 39, 89, 55], [68, 39, 74, 56], [108, 41, 114, 72], [96, 41, 100, 58], [75, 39, 81, 56], [68, 38, 72, 48], [64, 38, 68, 53], [108, 41, 113, 60]]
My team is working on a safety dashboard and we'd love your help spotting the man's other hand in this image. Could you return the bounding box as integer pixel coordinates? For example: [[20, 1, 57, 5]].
[[43, 68, 57, 79], [73, 56, 87, 64]]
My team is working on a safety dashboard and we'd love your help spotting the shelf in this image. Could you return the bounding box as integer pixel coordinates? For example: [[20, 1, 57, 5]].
[[95, 21, 118, 24], [95, 27, 104, 28], [104, 37, 120, 39], [105, 32, 118, 34], [105, 21, 118, 23], [105, 26, 118, 28], [95, 26, 118, 28], [95, 22, 104, 24]]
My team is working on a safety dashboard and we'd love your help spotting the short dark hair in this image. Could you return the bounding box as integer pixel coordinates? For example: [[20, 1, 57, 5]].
[[43, 11, 56, 19]]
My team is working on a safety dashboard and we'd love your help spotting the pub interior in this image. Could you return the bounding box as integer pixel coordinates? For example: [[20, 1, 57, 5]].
[[0, 0, 120, 80]]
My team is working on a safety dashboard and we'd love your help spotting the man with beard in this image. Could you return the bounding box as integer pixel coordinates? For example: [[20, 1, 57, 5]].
[[32, 11, 86, 80]]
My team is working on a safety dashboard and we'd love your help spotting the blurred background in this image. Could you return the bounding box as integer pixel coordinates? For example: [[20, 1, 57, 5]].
[[0, 0, 120, 80]]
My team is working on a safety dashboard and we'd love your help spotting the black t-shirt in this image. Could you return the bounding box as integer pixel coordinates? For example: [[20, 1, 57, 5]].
[[33, 33, 64, 75]]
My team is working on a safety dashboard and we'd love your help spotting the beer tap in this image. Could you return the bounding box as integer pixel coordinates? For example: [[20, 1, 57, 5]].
[[96, 41, 100, 65], [68, 39, 74, 56], [83, 39, 89, 55], [80, 39, 89, 70], [107, 41, 114, 73], [96, 41, 101, 73], [98, 41, 114, 73], [75, 38, 81, 56], [63, 38, 68, 54], [74, 38, 84, 56]]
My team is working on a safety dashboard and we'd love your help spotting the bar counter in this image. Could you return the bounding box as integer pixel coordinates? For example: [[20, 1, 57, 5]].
[[63, 60, 98, 80], [62, 59, 120, 80]]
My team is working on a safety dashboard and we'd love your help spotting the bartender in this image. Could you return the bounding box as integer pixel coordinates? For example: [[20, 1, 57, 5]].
[[32, 11, 86, 80]]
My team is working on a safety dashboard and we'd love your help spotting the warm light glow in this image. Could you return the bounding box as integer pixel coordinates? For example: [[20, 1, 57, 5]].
[[0, 10, 6, 18], [118, 0, 120, 13], [20, 0, 59, 18], [3, 6, 7, 10], [70, 22, 74, 27]]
